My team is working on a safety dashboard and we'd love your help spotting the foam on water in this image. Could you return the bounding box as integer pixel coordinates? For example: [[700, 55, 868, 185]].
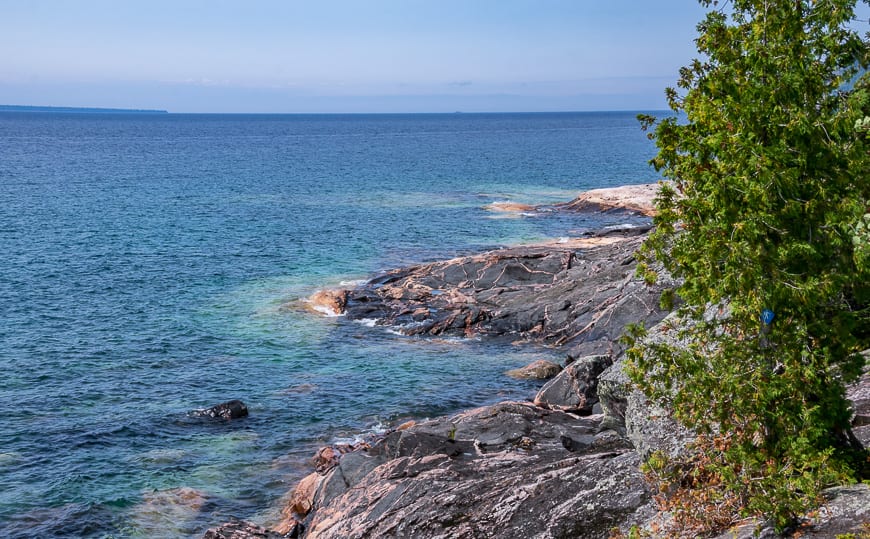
[[339, 279, 368, 287]]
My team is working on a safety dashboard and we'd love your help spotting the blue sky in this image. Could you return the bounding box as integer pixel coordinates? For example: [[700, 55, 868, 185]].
[[1, 1, 723, 112]]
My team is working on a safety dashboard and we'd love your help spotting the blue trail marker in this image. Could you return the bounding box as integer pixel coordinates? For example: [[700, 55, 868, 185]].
[[761, 309, 775, 325]]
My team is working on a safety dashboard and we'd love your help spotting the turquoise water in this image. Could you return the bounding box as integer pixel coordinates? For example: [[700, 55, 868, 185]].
[[0, 111, 660, 537]]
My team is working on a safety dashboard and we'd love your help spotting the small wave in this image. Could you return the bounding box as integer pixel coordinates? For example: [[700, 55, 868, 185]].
[[339, 279, 367, 287], [432, 335, 482, 344], [301, 297, 346, 317], [133, 448, 187, 464], [330, 421, 391, 446], [602, 223, 640, 231], [484, 213, 525, 220], [354, 318, 379, 327], [388, 320, 430, 335]]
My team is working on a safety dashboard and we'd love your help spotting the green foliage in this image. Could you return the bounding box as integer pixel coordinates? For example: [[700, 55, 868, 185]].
[[629, 0, 870, 533], [854, 213, 870, 272]]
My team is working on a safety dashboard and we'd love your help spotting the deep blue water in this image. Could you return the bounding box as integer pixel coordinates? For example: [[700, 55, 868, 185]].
[[0, 111, 660, 538]]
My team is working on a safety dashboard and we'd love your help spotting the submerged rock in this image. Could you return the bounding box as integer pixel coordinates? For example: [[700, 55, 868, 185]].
[[484, 201, 538, 213], [504, 359, 562, 380], [192, 400, 249, 420], [132, 487, 215, 538]]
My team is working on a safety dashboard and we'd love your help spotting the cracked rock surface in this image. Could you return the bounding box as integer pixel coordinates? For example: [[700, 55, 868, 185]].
[[286, 403, 654, 539], [342, 226, 671, 359]]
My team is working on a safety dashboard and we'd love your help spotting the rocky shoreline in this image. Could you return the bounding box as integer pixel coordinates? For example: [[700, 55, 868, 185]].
[[205, 184, 870, 539]]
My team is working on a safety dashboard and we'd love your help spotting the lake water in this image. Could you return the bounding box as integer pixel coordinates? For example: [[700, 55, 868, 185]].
[[0, 111, 660, 538]]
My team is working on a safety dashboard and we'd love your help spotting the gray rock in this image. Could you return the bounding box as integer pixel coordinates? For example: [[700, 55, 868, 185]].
[[847, 355, 870, 448], [343, 228, 671, 352], [297, 402, 653, 539], [596, 354, 632, 436], [598, 355, 693, 460], [533, 355, 611, 413], [597, 309, 707, 459], [192, 400, 249, 420], [203, 519, 291, 538]]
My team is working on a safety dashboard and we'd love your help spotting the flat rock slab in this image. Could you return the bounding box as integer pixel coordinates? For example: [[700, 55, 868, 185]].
[[296, 402, 654, 539], [555, 183, 662, 216], [342, 226, 671, 358]]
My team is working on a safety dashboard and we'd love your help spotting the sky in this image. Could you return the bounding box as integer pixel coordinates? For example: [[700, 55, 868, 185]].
[[0, 1, 729, 113]]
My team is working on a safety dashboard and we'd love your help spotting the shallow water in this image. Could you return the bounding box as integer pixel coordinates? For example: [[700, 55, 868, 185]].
[[0, 111, 660, 537]]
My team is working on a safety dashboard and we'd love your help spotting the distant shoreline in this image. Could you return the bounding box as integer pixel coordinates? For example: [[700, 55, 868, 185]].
[[0, 104, 168, 114]]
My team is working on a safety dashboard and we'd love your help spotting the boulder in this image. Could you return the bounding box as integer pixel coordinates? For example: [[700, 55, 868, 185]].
[[287, 472, 322, 518], [192, 400, 249, 420], [504, 359, 562, 380], [311, 446, 340, 474], [533, 355, 611, 413]]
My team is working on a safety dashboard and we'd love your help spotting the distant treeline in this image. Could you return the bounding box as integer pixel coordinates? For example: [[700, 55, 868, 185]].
[[0, 105, 168, 114]]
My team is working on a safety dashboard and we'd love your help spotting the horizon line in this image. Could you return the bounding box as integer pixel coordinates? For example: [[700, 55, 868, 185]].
[[1, 104, 673, 116]]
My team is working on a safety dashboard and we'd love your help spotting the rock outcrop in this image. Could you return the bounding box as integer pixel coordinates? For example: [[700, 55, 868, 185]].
[[284, 402, 654, 539], [203, 184, 869, 538], [597, 312, 695, 458], [555, 183, 662, 216], [340, 226, 671, 360]]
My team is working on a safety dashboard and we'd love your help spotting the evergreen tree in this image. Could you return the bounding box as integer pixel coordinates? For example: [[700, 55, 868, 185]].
[[628, 0, 870, 532]]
